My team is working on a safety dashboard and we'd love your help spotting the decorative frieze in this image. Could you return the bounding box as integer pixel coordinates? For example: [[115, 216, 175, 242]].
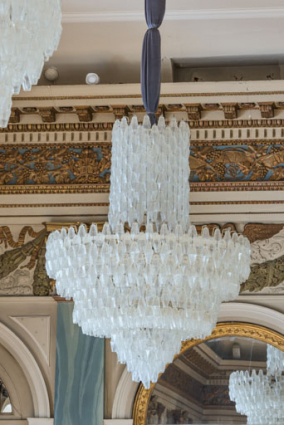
[[0, 140, 284, 192], [0, 143, 111, 187]]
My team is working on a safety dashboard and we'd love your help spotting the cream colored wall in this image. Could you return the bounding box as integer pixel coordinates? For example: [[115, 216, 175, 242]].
[[0, 297, 57, 417], [237, 295, 284, 315], [105, 339, 126, 419]]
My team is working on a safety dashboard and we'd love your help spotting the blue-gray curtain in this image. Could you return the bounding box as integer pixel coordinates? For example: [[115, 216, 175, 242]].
[[54, 303, 104, 425], [141, 0, 166, 125]]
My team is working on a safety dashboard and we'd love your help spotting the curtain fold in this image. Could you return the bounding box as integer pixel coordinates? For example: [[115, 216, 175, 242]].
[[141, 0, 166, 126]]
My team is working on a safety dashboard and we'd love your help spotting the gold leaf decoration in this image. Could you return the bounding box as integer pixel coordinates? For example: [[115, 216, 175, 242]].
[[240, 255, 284, 293]]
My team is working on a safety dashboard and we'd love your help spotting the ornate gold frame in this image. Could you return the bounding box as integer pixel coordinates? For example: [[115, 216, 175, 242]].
[[133, 322, 284, 425]]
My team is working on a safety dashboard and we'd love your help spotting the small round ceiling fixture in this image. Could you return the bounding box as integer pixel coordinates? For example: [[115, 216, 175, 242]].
[[44, 67, 59, 82], [86, 73, 100, 85]]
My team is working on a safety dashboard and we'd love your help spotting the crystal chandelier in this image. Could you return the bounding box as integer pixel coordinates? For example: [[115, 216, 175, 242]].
[[229, 345, 284, 424], [46, 0, 251, 388], [0, 0, 62, 128], [46, 115, 251, 388]]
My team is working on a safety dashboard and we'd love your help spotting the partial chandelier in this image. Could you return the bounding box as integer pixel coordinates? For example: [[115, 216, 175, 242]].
[[0, 0, 62, 127], [229, 344, 284, 424], [46, 116, 251, 389]]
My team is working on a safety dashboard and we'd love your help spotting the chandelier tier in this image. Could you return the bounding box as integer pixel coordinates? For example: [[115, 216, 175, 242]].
[[0, 0, 62, 128], [46, 116, 251, 389], [229, 345, 284, 425]]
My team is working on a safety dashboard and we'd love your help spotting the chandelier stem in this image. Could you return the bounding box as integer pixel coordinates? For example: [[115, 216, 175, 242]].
[[141, 0, 166, 124]]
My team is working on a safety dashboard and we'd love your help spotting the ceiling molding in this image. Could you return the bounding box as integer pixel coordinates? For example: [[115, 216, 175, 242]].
[[62, 8, 284, 24]]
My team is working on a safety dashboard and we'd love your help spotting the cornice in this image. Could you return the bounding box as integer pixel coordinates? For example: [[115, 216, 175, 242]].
[[7, 101, 284, 124], [2, 121, 284, 136]]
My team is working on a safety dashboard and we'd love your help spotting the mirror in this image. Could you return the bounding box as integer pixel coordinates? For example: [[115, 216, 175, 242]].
[[0, 380, 12, 414], [134, 324, 284, 425], [147, 336, 269, 424]]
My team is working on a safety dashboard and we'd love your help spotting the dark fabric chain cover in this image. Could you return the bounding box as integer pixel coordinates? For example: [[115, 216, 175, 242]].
[[141, 0, 166, 125]]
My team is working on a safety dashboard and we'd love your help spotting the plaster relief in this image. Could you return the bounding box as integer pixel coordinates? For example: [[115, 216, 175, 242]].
[[251, 227, 284, 263], [0, 226, 50, 296]]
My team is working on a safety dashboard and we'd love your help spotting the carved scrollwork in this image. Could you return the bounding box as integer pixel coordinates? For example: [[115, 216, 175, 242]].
[[0, 143, 111, 187], [241, 255, 284, 293], [251, 228, 284, 263]]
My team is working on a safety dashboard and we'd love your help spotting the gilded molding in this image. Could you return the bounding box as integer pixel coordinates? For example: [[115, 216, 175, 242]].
[[191, 181, 284, 192], [0, 122, 114, 133], [0, 184, 110, 195], [133, 323, 284, 425], [189, 119, 284, 128], [1, 120, 284, 133], [2, 201, 284, 209], [0, 203, 109, 209], [1, 181, 284, 195]]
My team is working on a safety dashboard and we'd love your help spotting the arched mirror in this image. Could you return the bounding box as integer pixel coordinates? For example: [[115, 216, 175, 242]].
[[133, 323, 284, 425], [0, 380, 12, 415]]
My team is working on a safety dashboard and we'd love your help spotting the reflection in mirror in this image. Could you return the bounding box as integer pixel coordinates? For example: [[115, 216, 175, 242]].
[[147, 337, 284, 424], [0, 380, 12, 414]]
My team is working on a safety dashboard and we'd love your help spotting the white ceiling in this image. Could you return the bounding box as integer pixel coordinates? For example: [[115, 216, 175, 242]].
[[40, 0, 284, 85]]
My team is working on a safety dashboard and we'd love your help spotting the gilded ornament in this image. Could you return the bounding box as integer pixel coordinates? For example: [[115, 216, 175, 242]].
[[240, 255, 284, 293]]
